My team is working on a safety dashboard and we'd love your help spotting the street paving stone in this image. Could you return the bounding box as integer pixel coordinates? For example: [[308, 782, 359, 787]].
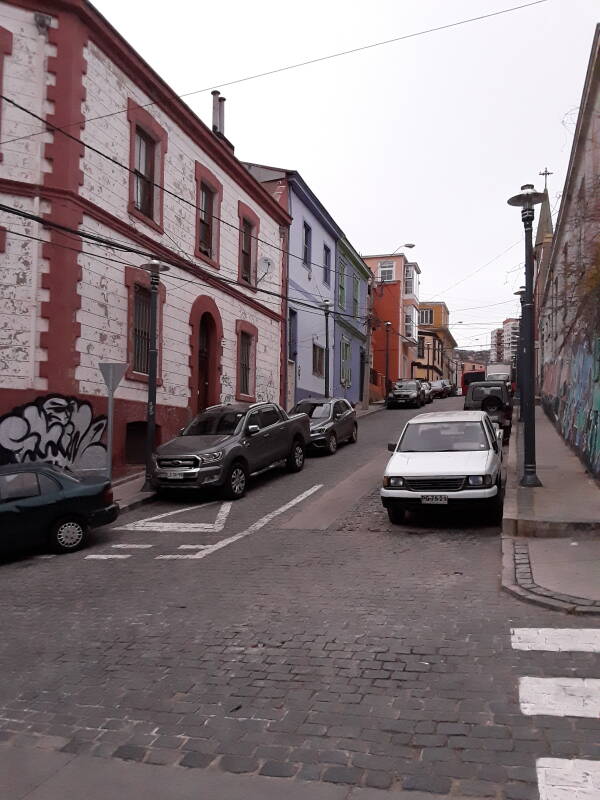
[[1, 408, 599, 800]]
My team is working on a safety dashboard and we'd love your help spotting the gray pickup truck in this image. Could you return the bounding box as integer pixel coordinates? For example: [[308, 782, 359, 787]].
[[151, 402, 310, 499]]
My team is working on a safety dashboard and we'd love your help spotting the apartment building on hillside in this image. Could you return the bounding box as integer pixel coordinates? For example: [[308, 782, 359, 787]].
[[414, 301, 458, 384]]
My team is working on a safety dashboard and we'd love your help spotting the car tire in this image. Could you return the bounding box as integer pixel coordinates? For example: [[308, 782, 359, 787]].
[[286, 439, 305, 472], [348, 424, 358, 444], [50, 517, 88, 553], [222, 461, 248, 500], [326, 432, 338, 455], [487, 482, 504, 524], [387, 506, 405, 525]]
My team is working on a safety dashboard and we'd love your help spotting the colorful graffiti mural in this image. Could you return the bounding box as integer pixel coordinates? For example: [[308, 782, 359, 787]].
[[541, 336, 600, 476], [0, 395, 107, 470]]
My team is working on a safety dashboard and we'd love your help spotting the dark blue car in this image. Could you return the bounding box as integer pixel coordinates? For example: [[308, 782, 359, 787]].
[[0, 463, 119, 554]]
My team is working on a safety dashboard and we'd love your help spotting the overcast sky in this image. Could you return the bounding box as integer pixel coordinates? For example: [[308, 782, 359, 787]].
[[93, 0, 597, 349]]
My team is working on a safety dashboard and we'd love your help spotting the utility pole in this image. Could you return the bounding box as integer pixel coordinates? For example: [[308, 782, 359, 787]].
[[508, 185, 544, 487], [141, 260, 169, 491], [384, 321, 391, 394]]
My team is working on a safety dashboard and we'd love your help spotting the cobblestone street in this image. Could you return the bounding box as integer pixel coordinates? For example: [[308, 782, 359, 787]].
[[1, 407, 599, 799]]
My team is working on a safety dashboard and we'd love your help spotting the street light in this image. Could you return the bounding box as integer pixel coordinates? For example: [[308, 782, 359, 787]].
[[140, 259, 170, 491], [391, 242, 415, 255], [507, 184, 544, 487], [384, 321, 392, 394], [514, 286, 526, 421], [321, 300, 331, 398]]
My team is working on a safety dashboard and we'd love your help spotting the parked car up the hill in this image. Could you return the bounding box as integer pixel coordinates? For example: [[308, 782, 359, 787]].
[[290, 398, 357, 455], [463, 381, 513, 443]]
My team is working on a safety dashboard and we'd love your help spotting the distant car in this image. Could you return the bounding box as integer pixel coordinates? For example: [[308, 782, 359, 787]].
[[290, 398, 357, 455], [381, 410, 504, 524], [464, 381, 513, 443], [420, 382, 434, 404], [429, 380, 448, 399], [442, 379, 457, 396], [152, 402, 310, 499], [0, 463, 118, 554], [386, 380, 425, 409]]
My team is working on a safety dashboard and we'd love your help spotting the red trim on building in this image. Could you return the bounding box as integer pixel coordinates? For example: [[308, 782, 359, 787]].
[[126, 98, 167, 233], [0, 26, 13, 163], [235, 319, 258, 402], [194, 162, 223, 270], [189, 295, 224, 414], [124, 265, 166, 385], [237, 200, 260, 291], [39, 11, 88, 395]]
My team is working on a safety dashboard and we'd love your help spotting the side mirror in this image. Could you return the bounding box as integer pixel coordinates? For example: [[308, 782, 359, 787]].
[[388, 442, 397, 452], [247, 424, 260, 436]]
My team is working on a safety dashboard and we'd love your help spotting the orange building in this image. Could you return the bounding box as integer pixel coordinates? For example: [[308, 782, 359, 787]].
[[363, 253, 421, 396], [414, 301, 458, 383]]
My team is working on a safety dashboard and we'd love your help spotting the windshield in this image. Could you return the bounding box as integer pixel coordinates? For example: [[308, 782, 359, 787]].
[[398, 421, 489, 452], [487, 373, 509, 381], [182, 410, 245, 436], [292, 402, 331, 420], [394, 381, 417, 390]]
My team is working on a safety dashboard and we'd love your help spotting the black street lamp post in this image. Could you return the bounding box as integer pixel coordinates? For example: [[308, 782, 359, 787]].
[[507, 185, 544, 487], [322, 300, 331, 398], [141, 259, 170, 491]]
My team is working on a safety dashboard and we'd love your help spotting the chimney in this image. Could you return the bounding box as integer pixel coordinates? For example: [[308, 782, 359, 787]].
[[218, 96, 226, 136], [211, 90, 220, 133]]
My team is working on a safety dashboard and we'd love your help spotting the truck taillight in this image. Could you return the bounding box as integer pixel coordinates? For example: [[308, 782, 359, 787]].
[[102, 486, 114, 504]]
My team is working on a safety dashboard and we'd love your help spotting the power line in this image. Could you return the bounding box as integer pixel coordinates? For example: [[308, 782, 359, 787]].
[[0, 0, 550, 148]]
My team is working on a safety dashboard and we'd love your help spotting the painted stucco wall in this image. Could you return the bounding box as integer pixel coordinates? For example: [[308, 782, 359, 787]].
[[288, 186, 335, 402], [333, 244, 368, 403]]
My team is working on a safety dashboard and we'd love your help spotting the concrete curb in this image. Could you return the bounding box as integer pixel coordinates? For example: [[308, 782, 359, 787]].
[[356, 404, 385, 419], [500, 534, 600, 615], [118, 491, 156, 513]]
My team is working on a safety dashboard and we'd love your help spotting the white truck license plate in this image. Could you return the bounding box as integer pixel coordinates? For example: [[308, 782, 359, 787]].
[[421, 495, 448, 505], [163, 471, 184, 479]]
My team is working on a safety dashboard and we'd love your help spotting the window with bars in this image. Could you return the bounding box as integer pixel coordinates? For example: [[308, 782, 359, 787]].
[[323, 245, 331, 285], [240, 219, 253, 283], [303, 222, 312, 266], [133, 128, 155, 218], [133, 284, 151, 373], [312, 344, 325, 377], [239, 332, 252, 396], [352, 275, 359, 317], [419, 308, 433, 325], [198, 183, 215, 258]]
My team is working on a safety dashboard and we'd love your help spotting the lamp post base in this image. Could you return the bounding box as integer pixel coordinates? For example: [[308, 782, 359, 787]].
[[142, 476, 154, 493], [520, 471, 542, 488]]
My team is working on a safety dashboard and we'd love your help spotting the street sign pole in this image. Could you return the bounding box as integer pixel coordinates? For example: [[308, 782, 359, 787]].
[[99, 362, 127, 483]]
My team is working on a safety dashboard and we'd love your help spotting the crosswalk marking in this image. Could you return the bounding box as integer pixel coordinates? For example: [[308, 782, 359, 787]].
[[114, 501, 231, 533], [519, 677, 600, 718], [537, 758, 600, 800], [511, 628, 600, 652], [111, 544, 154, 549], [84, 554, 131, 560]]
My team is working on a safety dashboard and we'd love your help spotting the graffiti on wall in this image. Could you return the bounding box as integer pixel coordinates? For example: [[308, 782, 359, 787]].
[[542, 337, 600, 476], [0, 395, 107, 470]]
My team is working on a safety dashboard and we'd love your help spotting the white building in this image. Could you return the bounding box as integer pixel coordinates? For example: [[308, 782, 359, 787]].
[[502, 318, 520, 365]]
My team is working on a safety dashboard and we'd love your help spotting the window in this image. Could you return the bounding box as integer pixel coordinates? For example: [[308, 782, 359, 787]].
[[378, 260, 394, 282], [404, 306, 417, 340], [127, 100, 167, 232], [338, 267, 346, 309], [0, 27, 13, 163], [352, 275, 360, 318], [419, 308, 433, 325], [417, 337, 425, 359], [236, 319, 257, 401], [238, 202, 260, 287], [198, 183, 214, 257], [260, 406, 281, 428], [194, 164, 223, 267], [404, 264, 414, 295], [312, 344, 325, 377], [288, 308, 298, 360], [133, 285, 151, 374], [323, 245, 331, 285], [0, 472, 39, 502], [341, 338, 351, 386], [303, 222, 312, 266]]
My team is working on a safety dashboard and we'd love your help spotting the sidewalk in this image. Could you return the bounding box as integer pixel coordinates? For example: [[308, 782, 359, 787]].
[[0, 743, 488, 800], [501, 406, 600, 614], [356, 401, 385, 419], [112, 470, 155, 512]]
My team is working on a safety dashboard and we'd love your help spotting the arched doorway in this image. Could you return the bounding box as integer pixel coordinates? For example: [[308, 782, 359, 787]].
[[189, 296, 223, 414]]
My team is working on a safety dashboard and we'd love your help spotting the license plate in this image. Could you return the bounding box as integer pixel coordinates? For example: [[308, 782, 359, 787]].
[[421, 495, 448, 505], [162, 471, 184, 479]]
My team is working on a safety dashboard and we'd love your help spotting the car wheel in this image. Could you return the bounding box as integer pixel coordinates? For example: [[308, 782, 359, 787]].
[[387, 506, 405, 525], [286, 439, 305, 472], [223, 461, 248, 500], [50, 517, 88, 553], [348, 424, 358, 444], [487, 483, 504, 524], [326, 433, 338, 455]]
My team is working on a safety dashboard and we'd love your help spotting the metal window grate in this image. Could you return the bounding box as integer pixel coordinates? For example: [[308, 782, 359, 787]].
[[133, 285, 151, 373], [239, 332, 251, 395]]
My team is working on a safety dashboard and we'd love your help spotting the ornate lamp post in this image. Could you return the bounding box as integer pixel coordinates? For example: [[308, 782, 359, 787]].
[[321, 299, 331, 399], [507, 184, 544, 486]]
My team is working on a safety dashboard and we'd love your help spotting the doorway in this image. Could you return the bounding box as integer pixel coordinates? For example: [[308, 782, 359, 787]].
[[197, 312, 214, 411], [189, 296, 223, 415]]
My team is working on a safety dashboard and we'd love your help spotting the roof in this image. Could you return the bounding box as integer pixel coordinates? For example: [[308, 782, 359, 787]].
[[407, 411, 487, 424]]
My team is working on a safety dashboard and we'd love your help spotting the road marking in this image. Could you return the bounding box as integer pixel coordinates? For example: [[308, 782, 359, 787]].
[[511, 628, 600, 652], [178, 544, 209, 550], [115, 502, 231, 533], [157, 484, 323, 560], [111, 544, 154, 549], [537, 758, 600, 800], [519, 677, 600, 718], [84, 554, 132, 560]]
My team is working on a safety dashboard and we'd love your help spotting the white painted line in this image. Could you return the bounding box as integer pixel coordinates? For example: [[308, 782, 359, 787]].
[[115, 502, 231, 533], [84, 554, 132, 560], [519, 677, 600, 718], [537, 758, 600, 800], [511, 628, 600, 653], [157, 484, 323, 560], [111, 544, 153, 549], [177, 544, 209, 550], [36, 555, 56, 559], [131, 501, 218, 522]]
